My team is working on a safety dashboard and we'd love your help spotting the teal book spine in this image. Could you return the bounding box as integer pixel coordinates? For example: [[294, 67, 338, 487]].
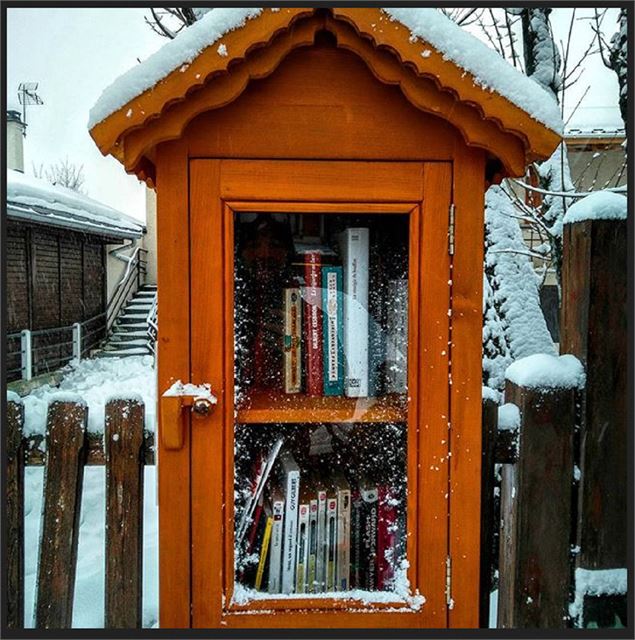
[[322, 266, 344, 396]]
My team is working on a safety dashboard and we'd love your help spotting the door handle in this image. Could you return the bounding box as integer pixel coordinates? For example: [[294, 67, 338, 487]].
[[160, 383, 217, 450]]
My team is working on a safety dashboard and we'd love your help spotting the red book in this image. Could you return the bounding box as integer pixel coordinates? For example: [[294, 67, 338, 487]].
[[377, 485, 397, 590], [303, 251, 323, 396]]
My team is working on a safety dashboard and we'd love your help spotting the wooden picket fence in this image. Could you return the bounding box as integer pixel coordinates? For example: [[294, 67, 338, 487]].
[[6, 397, 154, 629]]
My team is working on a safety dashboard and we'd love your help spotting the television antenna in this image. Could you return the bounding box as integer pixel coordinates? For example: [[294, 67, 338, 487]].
[[18, 82, 44, 128]]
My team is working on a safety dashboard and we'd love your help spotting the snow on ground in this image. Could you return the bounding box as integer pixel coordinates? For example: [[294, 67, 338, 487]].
[[506, 353, 586, 390], [24, 466, 158, 628], [563, 190, 627, 225], [20, 355, 156, 438], [16, 355, 158, 628], [90, 8, 562, 134]]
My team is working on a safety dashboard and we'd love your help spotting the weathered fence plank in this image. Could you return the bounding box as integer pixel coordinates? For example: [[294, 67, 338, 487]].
[[479, 397, 498, 628], [497, 382, 576, 628], [7, 399, 25, 629], [561, 218, 627, 626], [105, 399, 145, 628], [35, 400, 88, 628]]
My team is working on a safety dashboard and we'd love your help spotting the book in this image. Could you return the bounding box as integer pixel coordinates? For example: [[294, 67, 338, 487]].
[[351, 480, 378, 590], [302, 251, 324, 396], [368, 236, 386, 397], [385, 279, 408, 394], [325, 496, 338, 592], [283, 287, 302, 394], [322, 266, 344, 396], [279, 451, 301, 594], [267, 486, 285, 593], [295, 499, 310, 593], [243, 497, 269, 587], [255, 508, 274, 591], [307, 495, 319, 593], [339, 228, 370, 398], [314, 482, 328, 592], [334, 473, 351, 591], [377, 485, 398, 590], [236, 437, 284, 546]]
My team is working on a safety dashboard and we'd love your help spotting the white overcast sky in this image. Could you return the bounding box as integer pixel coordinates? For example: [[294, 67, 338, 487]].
[[6, 7, 623, 222]]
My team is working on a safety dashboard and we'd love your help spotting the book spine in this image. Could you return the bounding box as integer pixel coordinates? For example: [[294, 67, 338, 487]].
[[350, 490, 362, 589], [268, 498, 285, 593], [281, 470, 300, 594], [307, 498, 319, 593], [385, 279, 409, 394], [255, 516, 273, 591], [377, 486, 398, 590], [336, 487, 351, 591], [283, 288, 302, 394], [303, 251, 323, 396], [322, 266, 344, 396], [361, 489, 379, 591], [340, 228, 369, 397], [325, 497, 338, 592], [315, 490, 327, 592], [295, 503, 310, 593]]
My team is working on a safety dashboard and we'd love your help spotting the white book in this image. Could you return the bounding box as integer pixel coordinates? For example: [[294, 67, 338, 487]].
[[325, 496, 338, 592], [334, 474, 351, 591], [315, 487, 327, 592], [385, 279, 409, 394], [295, 502, 310, 593], [339, 227, 370, 397], [267, 487, 285, 593], [279, 451, 300, 594]]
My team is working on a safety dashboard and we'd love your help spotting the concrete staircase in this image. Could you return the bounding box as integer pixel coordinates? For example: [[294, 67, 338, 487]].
[[96, 285, 156, 357]]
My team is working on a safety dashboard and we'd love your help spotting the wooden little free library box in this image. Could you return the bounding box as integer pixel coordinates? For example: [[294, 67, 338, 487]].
[[89, 8, 560, 630]]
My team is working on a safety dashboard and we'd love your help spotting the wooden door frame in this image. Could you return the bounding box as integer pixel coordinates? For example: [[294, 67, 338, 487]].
[[158, 157, 481, 629]]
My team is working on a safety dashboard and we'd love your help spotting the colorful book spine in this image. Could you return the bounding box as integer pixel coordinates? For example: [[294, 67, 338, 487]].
[[283, 287, 302, 394], [339, 228, 369, 397], [279, 452, 300, 594], [325, 497, 338, 591], [255, 515, 274, 591], [267, 489, 285, 593], [303, 251, 324, 396], [377, 485, 398, 590], [350, 489, 363, 589], [322, 266, 344, 396], [360, 483, 379, 591], [385, 279, 409, 394]]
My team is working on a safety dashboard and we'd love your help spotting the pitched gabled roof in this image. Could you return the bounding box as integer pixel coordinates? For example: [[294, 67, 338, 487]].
[[89, 7, 562, 177]]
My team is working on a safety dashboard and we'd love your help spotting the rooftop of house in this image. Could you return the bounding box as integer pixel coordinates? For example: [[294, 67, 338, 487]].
[[7, 169, 144, 240]]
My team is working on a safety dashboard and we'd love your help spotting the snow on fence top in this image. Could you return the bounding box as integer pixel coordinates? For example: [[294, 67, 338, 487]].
[[498, 403, 520, 432], [89, 8, 562, 134], [506, 353, 586, 390], [7, 169, 144, 238], [563, 190, 627, 225]]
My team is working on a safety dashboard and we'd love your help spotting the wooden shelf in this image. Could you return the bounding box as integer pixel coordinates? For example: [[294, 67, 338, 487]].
[[236, 389, 407, 424]]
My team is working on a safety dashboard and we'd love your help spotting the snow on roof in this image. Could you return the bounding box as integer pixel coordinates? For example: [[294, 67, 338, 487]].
[[563, 190, 627, 225], [7, 169, 144, 239], [565, 125, 625, 139], [89, 8, 562, 134], [505, 353, 586, 390]]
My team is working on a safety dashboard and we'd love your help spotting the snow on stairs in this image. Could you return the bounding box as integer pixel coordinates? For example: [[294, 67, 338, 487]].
[[96, 285, 157, 358]]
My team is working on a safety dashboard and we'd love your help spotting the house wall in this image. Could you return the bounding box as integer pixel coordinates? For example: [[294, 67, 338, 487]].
[[7, 220, 108, 380]]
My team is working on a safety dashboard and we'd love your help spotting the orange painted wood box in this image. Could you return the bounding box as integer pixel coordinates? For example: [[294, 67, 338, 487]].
[[89, 8, 560, 629]]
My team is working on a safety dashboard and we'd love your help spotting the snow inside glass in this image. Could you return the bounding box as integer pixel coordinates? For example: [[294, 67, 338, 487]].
[[232, 212, 410, 602]]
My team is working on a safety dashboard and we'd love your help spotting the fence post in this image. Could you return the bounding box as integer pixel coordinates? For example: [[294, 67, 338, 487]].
[[7, 397, 25, 629], [561, 215, 627, 627], [72, 322, 82, 361], [20, 329, 32, 380], [497, 375, 577, 628], [105, 398, 145, 628], [35, 400, 88, 628]]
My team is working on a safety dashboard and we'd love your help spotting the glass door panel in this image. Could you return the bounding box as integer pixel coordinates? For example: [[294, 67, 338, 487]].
[[231, 211, 411, 601]]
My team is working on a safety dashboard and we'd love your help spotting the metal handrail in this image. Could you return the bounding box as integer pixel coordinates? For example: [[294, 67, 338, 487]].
[[106, 250, 147, 329]]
